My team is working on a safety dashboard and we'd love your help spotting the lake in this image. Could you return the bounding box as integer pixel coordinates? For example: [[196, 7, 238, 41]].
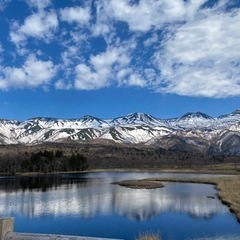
[[0, 172, 239, 240]]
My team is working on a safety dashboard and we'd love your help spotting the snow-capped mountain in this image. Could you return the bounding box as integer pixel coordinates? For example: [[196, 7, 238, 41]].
[[110, 113, 167, 126], [0, 110, 240, 155]]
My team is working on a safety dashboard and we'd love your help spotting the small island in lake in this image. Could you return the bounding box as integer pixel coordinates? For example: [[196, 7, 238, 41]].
[[113, 179, 164, 189]]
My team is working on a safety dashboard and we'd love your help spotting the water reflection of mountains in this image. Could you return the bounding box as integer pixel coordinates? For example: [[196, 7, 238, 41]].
[[0, 174, 228, 221]]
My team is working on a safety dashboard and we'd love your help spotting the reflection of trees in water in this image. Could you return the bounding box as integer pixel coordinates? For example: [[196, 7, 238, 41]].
[[19, 176, 71, 192], [0, 175, 228, 221], [0, 174, 91, 192]]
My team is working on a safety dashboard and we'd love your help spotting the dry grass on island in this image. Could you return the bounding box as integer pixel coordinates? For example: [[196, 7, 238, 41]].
[[113, 179, 164, 189], [115, 175, 240, 222]]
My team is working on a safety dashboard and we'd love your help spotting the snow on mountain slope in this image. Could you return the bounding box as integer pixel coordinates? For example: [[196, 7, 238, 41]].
[[0, 109, 239, 154], [110, 113, 167, 126], [19, 116, 110, 130], [101, 125, 172, 144], [0, 120, 20, 144]]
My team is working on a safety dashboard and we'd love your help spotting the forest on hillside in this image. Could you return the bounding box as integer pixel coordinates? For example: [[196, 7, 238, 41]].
[[0, 148, 88, 175], [0, 142, 239, 175]]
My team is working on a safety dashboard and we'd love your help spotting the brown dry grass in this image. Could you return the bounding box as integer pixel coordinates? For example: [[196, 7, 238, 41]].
[[113, 179, 164, 189], [136, 233, 161, 240]]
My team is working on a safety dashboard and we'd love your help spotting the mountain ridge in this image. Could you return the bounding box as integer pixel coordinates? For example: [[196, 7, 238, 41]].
[[2, 109, 235, 122], [0, 109, 240, 155]]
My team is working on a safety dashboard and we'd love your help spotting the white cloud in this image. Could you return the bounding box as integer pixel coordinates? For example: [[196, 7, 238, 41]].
[[116, 68, 150, 88], [74, 47, 131, 90], [92, 23, 110, 37], [25, 0, 51, 10], [102, 0, 208, 32], [0, 42, 3, 59], [73, 43, 150, 90], [21, 12, 58, 38], [0, 0, 11, 11], [61, 46, 79, 67], [60, 6, 90, 25], [0, 42, 3, 64], [10, 11, 58, 47], [116, 68, 131, 82], [91, 47, 130, 71], [144, 68, 157, 84], [144, 33, 158, 47], [75, 64, 105, 90], [55, 79, 72, 90], [3, 0, 240, 98], [0, 54, 56, 89], [91, 1, 112, 38], [127, 73, 147, 87], [154, 7, 240, 97]]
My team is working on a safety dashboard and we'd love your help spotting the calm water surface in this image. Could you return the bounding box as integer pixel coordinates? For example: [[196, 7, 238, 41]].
[[0, 172, 239, 240]]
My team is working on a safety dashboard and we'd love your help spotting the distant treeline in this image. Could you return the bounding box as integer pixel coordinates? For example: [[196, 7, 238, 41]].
[[0, 150, 88, 175], [0, 142, 239, 176]]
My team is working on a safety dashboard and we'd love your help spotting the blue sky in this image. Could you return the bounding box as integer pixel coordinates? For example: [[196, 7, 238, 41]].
[[0, 0, 239, 120]]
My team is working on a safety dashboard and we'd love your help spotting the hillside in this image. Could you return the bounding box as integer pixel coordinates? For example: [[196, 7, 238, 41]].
[[0, 109, 240, 155]]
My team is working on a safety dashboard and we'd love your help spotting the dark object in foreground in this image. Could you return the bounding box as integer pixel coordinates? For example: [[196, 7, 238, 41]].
[[113, 179, 164, 189]]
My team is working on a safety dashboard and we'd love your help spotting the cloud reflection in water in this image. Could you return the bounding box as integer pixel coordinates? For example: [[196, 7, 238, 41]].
[[0, 174, 228, 221]]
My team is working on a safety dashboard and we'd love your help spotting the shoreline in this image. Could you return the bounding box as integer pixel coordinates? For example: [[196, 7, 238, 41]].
[[8, 167, 240, 177], [1, 169, 239, 223], [115, 175, 240, 223]]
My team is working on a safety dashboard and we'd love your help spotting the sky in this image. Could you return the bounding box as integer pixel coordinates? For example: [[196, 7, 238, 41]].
[[0, 0, 240, 120]]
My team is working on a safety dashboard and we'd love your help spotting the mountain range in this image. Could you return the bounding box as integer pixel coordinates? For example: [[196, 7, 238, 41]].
[[0, 109, 240, 155]]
